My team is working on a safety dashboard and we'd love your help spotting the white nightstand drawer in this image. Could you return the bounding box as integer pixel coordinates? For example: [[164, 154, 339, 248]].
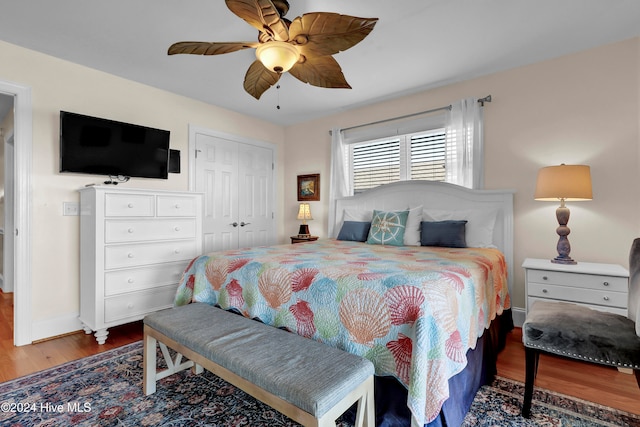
[[527, 297, 628, 316], [105, 193, 155, 217], [104, 261, 187, 296], [527, 269, 627, 293], [104, 285, 176, 323], [105, 219, 196, 243], [105, 240, 199, 269], [528, 282, 627, 309], [157, 195, 198, 217]]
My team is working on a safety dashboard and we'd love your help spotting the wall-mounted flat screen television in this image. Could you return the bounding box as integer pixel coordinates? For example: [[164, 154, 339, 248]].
[[59, 111, 170, 179]]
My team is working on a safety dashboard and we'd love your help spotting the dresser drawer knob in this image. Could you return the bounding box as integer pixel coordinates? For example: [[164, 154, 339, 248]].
[[127, 253, 134, 258], [128, 228, 134, 233], [603, 296, 610, 301], [542, 289, 548, 293], [174, 226, 181, 231], [603, 281, 609, 287], [542, 276, 548, 280], [127, 278, 134, 284], [175, 204, 181, 209], [127, 303, 134, 309], [174, 249, 180, 254], [127, 203, 134, 208]]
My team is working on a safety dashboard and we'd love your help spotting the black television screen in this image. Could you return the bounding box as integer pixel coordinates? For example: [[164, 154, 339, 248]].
[[59, 111, 170, 179]]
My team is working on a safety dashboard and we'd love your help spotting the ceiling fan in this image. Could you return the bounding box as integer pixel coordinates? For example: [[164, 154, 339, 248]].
[[168, 0, 378, 100]]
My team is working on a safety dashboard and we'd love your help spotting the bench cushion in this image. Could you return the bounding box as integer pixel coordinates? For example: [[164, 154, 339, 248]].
[[144, 303, 374, 418], [523, 301, 640, 370]]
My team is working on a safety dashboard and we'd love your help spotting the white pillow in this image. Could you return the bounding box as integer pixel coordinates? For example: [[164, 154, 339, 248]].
[[422, 208, 498, 248], [404, 205, 423, 246]]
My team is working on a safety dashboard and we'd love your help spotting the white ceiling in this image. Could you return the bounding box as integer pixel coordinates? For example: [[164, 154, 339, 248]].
[[1, 1, 640, 126]]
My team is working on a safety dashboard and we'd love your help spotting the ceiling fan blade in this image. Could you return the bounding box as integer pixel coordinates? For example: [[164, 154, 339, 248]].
[[289, 56, 351, 89], [289, 13, 378, 58], [168, 41, 258, 56], [244, 60, 281, 99], [225, 0, 289, 42]]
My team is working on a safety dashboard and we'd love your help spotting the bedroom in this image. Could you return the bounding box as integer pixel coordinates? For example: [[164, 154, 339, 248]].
[[0, 0, 639, 425]]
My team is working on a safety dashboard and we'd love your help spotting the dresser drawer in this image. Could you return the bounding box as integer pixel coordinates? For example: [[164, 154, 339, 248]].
[[104, 285, 176, 323], [105, 193, 155, 217], [104, 240, 199, 269], [528, 282, 627, 309], [527, 269, 628, 293], [104, 261, 187, 296], [527, 297, 628, 316], [105, 219, 196, 243], [157, 195, 198, 217]]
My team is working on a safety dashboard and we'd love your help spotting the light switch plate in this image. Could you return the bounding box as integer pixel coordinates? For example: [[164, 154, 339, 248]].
[[63, 202, 79, 216]]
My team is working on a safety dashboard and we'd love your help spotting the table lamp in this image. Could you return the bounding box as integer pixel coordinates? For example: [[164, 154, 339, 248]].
[[297, 203, 313, 237], [534, 164, 592, 264]]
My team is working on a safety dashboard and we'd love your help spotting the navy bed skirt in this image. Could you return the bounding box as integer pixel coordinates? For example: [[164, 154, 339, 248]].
[[347, 309, 514, 427]]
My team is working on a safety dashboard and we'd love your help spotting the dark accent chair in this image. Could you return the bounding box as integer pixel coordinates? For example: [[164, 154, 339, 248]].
[[521, 238, 640, 418]]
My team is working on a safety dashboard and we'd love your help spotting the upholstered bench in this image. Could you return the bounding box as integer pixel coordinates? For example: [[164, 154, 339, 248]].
[[522, 300, 640, 417], [143, 303, 375, 427]]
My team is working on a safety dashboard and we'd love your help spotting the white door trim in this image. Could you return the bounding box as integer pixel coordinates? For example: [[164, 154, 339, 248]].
[[0, 79, 33, 346]]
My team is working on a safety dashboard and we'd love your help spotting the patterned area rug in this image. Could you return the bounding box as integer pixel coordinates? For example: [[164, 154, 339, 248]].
[[0, 341, 638, 427], [465, 377, 640, 427]]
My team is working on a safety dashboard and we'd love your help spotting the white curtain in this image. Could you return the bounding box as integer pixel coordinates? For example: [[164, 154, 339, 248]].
[[445, 98, 485, 189], [328, 128, 350, 237]]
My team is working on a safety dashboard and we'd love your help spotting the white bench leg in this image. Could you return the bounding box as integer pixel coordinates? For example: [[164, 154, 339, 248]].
[[354, 376, 375, 427], [143, 332, 157, 395]]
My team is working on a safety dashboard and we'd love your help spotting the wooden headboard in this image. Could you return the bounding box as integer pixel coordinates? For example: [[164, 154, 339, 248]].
[[332, 180, 515, 296]]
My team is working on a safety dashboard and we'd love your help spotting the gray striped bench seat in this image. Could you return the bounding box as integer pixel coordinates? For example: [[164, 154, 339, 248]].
[[143, 303, 375, 427]]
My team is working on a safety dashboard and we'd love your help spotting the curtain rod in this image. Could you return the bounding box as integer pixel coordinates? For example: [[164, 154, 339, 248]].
[[330, 95, 492, 134]]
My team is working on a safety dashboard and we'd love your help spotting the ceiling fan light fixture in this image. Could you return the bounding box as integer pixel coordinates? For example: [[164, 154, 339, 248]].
[[256, 41, 300, 74]]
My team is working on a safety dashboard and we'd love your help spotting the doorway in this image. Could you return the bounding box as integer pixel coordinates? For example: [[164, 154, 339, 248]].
[[0, 80, 33, 346]]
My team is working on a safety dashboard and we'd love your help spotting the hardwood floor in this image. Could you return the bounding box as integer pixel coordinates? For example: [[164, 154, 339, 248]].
[[1, 290, 639, 415]]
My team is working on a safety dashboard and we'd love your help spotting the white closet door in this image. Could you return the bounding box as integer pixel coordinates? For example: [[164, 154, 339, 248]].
[[237, 142, 273, 248], [195, 133, 239, 253], [195, 131, 275, 252]]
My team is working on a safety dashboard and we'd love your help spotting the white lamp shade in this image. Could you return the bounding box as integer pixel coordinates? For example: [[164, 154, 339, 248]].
[[256, 41, 300, 73], [534, 164, 593, 201], [297, 203, 313, 221]]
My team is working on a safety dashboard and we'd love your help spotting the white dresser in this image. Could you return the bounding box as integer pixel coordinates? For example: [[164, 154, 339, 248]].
[[79, 186, 202, 344], [523, 258, 629, 316]]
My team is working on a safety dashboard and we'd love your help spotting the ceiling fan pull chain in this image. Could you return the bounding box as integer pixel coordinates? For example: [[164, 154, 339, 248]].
[[276, 84, 281, 110]]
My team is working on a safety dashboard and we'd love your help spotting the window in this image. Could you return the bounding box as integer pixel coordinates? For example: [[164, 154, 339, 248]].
[[350, 128, 446, 194]]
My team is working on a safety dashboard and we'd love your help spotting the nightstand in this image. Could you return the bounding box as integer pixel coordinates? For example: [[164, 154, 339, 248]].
[[290, 235, 319, 244], [522, 258, 629, 315]]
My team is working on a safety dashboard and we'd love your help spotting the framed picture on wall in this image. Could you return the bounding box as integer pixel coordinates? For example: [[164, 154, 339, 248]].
[[297, 174, 320, 201]]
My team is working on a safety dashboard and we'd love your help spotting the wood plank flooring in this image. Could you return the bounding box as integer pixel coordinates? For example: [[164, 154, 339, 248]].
[[1, 290, 638, 415]]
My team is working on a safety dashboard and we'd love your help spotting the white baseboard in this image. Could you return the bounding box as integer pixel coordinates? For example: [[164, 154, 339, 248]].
[[511, 306, 525, 328], [31, 312, 83, 342]]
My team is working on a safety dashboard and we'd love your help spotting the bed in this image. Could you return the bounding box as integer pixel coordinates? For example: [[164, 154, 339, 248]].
[[173, 180, 514, 427]]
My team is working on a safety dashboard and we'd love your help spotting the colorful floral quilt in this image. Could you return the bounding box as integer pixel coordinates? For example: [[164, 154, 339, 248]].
[[174, 239, 510, 426]]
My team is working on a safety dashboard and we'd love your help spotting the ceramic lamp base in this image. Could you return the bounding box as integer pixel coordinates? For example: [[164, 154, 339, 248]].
[[298, 224, 310, 236]]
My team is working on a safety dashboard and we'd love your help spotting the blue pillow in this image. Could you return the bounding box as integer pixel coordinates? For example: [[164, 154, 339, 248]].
[[420, 220, 467, 248], [366, 210, 409, 246], [337, 221, 371, 242]]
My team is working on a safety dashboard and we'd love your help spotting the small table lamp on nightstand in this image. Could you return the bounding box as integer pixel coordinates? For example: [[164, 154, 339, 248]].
[[297, 202, 313, 237], [534, 163, 592, 264]]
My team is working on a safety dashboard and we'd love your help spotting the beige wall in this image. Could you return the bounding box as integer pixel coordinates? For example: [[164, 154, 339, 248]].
[[0, 40, 286, 325], [284, 37, 640, 311], [1, 36, 639, 337]]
